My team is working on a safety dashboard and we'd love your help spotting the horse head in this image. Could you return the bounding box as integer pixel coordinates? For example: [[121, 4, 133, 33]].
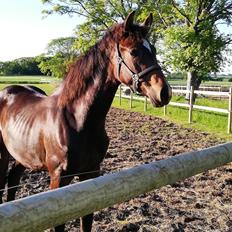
[[114, 11, 172, 107]]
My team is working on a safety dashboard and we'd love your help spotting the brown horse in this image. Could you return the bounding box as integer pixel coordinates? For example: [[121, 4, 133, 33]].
[[0, 12, 171, 231]]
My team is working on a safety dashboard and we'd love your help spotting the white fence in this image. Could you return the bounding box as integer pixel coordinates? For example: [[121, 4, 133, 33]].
[[171, 84, 232, 92], [171, 85, 222, 91], [117, 86, 232, 134], [0, 142, 232, 231]]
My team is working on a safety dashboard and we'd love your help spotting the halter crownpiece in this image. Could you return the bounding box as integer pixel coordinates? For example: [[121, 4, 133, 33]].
[[115, 43, 161, 93]]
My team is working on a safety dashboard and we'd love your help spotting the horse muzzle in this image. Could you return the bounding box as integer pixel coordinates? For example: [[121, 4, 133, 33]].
[[141, 77, 172, 107]]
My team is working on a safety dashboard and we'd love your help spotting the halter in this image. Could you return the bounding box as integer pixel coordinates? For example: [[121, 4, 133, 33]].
[[116, 43, 161, 93]]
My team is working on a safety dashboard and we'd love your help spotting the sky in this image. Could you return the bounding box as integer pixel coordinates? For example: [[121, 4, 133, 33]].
[[0, 1, 231, 73], [0, 0, 82, 61]]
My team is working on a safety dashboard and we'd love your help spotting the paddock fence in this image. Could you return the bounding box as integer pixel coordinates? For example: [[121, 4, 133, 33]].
[[116, 85, 232, 133], [171, 85, 229, 92], [0, 142, 232, 231], [172, 85, 219, 90]]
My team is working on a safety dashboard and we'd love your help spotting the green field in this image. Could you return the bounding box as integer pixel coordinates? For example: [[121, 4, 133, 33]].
[[0, 75, 231, 140], [0, 76, 59, 94], [0, 83, 56, 95], [0, 75, 58, 84]]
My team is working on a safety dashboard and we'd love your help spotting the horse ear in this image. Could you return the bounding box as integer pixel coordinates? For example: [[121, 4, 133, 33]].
[[142, 13, 153, 29], [124, 11, 136, 31]]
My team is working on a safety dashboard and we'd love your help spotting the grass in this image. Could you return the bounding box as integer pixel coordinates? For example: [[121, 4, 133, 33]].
[[0, 75, 57, 83], [0, 83, 56, 95], [172, 95, 228, 109], [112, 96, 232, 141], [0, 76, 60, 95]]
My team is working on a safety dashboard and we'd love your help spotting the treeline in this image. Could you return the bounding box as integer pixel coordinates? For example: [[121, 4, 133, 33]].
[[0, 36, 77, 78], [0, 57, 44, 76]]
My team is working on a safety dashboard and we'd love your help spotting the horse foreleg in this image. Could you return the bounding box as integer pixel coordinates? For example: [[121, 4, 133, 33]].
[[49, 168, 62, 190], [79, 169, 100, 232], [0, 146, 9, 204], [7, 162, 25, 201]]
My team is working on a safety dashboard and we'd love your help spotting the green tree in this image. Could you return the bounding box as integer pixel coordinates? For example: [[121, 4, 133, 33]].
[[41, 0, 145, 53], [0, 57, 42, 76], [16, 57, 43, 75], [150, 0, 232, 100], [37, 37, 77, 78], [42, 0, 232, 99]]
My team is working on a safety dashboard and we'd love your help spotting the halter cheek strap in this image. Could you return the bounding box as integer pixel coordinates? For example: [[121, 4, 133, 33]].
[[116, 43, 161, 93]]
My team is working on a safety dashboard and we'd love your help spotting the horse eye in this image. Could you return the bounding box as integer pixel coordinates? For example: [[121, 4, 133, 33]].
[[130, 49, 139, 57]]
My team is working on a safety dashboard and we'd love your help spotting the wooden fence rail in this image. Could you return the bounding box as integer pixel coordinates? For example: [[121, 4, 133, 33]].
[[0, 142, 232, 231], [116, 86, 232, 133]]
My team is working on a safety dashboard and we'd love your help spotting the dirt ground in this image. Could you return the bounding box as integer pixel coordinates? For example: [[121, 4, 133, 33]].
[[4, 108, 232, 232]]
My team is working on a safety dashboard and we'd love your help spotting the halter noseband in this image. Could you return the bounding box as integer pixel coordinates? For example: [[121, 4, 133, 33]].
[[116, 43, 161, 93]]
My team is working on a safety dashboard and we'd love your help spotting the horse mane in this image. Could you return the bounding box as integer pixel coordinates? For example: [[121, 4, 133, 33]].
[[57, 22, 148, 107]]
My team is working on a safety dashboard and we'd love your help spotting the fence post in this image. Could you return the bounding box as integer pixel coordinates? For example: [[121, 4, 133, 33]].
[[144, 96, 147, 112], [119, 85, 122, 106], [130, 90, 133, 109], [164, 105, 167, 116], [188, 86, 194, 123], [228, 88, 232, 134]]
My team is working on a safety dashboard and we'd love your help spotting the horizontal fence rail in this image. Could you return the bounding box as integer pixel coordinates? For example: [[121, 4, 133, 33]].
[[171, 85, 231, 92], [172, 89, 229, 96], [0, 143, 232, 231], [117, 85, 232, 133]]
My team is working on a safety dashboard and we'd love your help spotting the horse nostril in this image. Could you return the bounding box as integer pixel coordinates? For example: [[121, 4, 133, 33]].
[[160, 84, 171, 105]]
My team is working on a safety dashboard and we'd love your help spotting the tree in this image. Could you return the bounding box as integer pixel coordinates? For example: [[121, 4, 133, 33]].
[[41, 1, 146, 52], [150, 0, 232, 100], [0, 57, 43, 76], [42, 0, 232, 100], [37, 37, 77, 78]]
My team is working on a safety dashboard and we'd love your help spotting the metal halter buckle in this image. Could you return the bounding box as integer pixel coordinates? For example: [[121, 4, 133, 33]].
[[131, 74, 139, 82], [117, 56, 123, 65]]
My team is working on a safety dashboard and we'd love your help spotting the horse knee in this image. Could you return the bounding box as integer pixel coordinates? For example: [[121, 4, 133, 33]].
[[49, 166, 63, 189]]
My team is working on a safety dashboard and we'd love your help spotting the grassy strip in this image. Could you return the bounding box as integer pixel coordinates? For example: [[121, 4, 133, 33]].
[[112, 96, 231, 141], [0, 83, 56, 95], [0, 76, 57, 84], [172, 95, 228, 109]]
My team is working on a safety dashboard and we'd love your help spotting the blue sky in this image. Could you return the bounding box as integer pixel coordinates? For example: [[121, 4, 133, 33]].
[[0, 0, 82, 61]]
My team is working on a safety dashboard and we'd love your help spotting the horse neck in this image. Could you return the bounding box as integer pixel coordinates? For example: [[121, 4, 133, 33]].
[[65, 51, 119, 132]]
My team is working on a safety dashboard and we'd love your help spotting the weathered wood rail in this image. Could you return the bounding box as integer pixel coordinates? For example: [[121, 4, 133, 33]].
[[0, 142, 232, 232]]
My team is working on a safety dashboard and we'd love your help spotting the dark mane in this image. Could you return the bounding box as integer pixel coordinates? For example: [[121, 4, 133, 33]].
[[57, 22, 148, 107]]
